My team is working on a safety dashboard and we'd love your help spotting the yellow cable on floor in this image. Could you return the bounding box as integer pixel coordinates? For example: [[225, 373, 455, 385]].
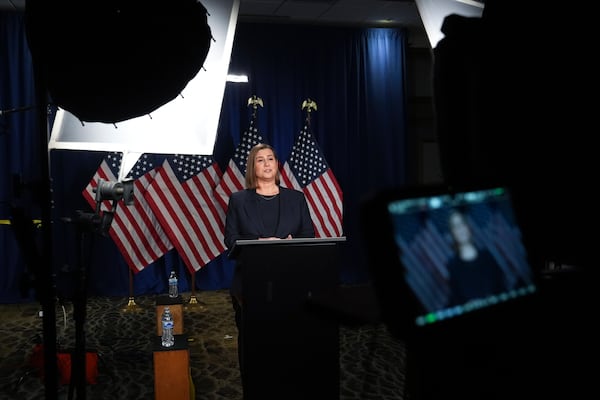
[[0, 219, 42, 226]]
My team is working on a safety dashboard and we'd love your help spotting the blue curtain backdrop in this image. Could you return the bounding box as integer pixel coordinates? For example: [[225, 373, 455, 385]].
[[1, 13, 408, 303]]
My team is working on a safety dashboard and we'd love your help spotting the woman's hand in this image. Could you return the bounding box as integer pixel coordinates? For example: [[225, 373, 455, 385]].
[[258, 234, 293, 240]]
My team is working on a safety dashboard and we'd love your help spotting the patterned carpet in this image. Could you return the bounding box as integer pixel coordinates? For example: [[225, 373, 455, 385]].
[[0, 288, 407, 400]]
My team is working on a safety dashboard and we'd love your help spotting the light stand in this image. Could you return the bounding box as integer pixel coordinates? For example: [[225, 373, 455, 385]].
[[62, 211, 97, 400], [62, 179, 133, 400], [31, 60, 59, 399]]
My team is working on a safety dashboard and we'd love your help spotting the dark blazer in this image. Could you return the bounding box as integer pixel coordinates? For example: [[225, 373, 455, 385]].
[[224, 186, 315, 300], [224, 186, 315, 249]]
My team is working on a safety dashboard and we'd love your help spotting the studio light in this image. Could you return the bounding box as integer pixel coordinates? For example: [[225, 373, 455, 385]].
[[94, 179, 134, 206], [42, 0, 241, 160], [92, 178, 134, 236]]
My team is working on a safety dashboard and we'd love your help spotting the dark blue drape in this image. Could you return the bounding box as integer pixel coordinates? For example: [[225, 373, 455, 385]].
[[1, 14, 408, 303], [1, 13, 41, 303]]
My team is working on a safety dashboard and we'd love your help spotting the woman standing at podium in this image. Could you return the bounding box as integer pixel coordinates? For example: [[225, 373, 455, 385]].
[[224, 143, 315, 391]]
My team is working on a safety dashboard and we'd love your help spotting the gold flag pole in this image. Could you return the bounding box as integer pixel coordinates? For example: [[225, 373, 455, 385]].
[[122, 267, 140, 312], [189, 271, 198, 304], [186, 270, 207, 312], [187, 95, 263, 312]]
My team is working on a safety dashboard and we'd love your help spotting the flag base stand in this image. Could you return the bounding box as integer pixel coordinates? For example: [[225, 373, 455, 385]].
[[122, 297, 142, 312], [185, 294, 208, 312]]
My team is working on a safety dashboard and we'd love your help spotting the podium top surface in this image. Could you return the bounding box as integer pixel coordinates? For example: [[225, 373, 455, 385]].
[[229, 236, 346, 258]]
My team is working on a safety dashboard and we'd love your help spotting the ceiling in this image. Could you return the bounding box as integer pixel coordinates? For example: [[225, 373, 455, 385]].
[[0, 0, 432, 46], [1, 1, 486, 49], [237, 0, 423, 28], [0, 0, 423, 29]]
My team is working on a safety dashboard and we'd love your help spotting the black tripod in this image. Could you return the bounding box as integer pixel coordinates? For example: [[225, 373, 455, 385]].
[[62, 210, 112, 400]]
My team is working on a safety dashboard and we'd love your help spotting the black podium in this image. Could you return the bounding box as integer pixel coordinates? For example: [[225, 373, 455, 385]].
[[229, 237, 346, 400]]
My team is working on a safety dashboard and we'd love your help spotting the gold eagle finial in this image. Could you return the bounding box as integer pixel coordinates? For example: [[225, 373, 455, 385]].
[[302, 98, 317, 126], [248, 95, 264, 109], [248, 95, 264, 120], [302, 98, 317, 113]]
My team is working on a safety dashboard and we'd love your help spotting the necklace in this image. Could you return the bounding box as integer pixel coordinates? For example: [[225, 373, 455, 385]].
[[258, 193, 279, 201]]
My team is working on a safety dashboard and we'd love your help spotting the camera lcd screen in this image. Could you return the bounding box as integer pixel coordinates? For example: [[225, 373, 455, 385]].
[[362, 185, 539, 333]]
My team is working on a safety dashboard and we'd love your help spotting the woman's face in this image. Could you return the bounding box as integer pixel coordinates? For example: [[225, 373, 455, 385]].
[[449, 212, 471, 245], [254, 148, 278, 181]]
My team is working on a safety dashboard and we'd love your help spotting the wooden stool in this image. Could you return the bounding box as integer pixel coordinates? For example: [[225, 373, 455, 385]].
[[153, 334, 192, 400], [156, 294, 184, 335]]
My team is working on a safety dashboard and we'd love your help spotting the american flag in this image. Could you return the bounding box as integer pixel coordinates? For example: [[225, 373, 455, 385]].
[[144, 154, 225, 273], [281, 125, 344, 237], [82, 152, 173, 272], [213, 118, 265, 214]]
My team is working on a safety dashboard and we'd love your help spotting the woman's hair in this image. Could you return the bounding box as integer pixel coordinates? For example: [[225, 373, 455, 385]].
[[245, 143, 281, 189]]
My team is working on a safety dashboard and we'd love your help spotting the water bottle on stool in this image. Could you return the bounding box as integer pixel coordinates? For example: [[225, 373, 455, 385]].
[[161, 306, 174, 347]]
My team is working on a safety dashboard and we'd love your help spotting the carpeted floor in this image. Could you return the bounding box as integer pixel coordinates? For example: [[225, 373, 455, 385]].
[[0, 288, 407, 400]]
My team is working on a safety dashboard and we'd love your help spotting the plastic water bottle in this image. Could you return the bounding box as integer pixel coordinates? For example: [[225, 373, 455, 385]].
[[168, 271, 178, 298], [161, 306, 174, 347]]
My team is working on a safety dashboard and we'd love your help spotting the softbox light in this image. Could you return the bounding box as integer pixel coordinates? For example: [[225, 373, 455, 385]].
[[25, 0, 212, 123]]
